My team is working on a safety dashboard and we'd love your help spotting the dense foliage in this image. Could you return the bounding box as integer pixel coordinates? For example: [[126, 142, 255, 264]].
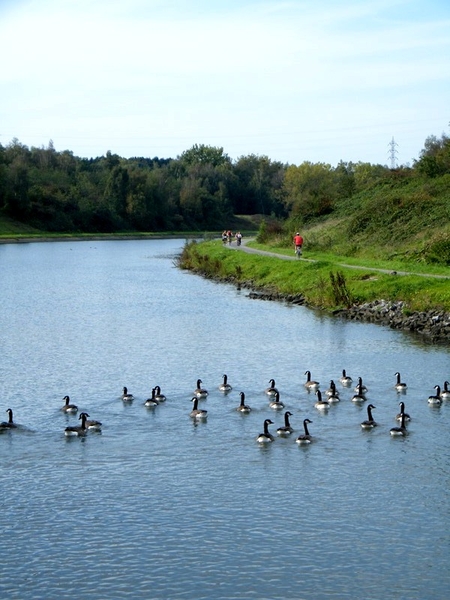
[[0, 140, 286, 232], [0, 133, 449, 248]]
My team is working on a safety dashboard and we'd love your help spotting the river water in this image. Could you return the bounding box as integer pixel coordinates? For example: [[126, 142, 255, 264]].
[[0, 239, 449, 600]]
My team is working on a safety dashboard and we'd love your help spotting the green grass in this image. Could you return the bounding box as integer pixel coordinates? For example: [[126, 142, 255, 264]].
[[0, 214, 257, 241], [247, 241, 450, 277], [178, 240, 450, 312]]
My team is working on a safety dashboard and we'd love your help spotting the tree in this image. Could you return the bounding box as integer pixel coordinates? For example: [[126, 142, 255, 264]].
[[334, 160, 356, 198], [283, 161, 337, 221], [232, 154, 286, 216], [103, 165, 130, 220], [352, 162, 389, 192], [179, 144, 231, 168], [414, 134, 450, 177]]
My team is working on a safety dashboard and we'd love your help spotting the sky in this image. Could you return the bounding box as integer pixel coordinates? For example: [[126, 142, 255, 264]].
[[1, 0, 449, 166]]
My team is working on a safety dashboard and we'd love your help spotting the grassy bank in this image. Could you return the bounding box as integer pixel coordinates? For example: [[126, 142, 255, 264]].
[[177, 240, 450, 313], [0, 214, 258, 243]]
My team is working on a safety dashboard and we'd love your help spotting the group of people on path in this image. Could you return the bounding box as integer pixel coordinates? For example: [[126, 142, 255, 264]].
[[221, 229, 303, 255], [222, 230, 242, 246]]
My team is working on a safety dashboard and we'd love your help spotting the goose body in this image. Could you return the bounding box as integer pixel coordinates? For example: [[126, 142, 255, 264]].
[[61, 395, 78, 414], [427, 385, 442, 406], [296, 419, 313, 445], [390, 412, 408, 436], [354, 377, 368, 394], [360, 404, 377, 429], [144, 388, 159, 407], [236, 392, 251, 413], [65, 412, 88, 437], [395, 401, 411, 422], [194, 379, 208, 399], [277, 411, 294, 436], [351, 383, 367, 403], [394, 372, 407, 392], [339, 369, 353, 386], [325, 380, 339, 398], [256, 419, 274, 443], [269, 391, 285, 410], [122, 387, 134, 402], [153, 386, 166, 402], [304, 371, 319, 391], [314, 390, 329, 411], [219, 374, 232, 393], [0, 408, 17, 429], [325, 380, 340, 403], [440, 381, 450, 400], [265, 378, 278, 396], [190, 397, 208, 420], [85, 416, 102, 431]]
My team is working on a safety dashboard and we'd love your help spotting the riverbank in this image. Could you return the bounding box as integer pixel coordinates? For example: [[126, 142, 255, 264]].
[[177, 239, 450, 344], [220, 280, 450, 344], [0, 233, 201, 244]]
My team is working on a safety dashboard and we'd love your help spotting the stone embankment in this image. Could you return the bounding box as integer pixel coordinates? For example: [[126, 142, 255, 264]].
[[246, 289, 450, 343], [333, 299, 450, 342]]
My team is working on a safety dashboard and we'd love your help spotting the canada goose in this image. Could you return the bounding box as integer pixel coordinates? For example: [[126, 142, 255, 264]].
[[85, 415, 102, 431], [394, 372, 407, 392], [277, 411, 294, 436], [64, 412, 88, 437], [360, 404, 377, 429], [296, 419, 313, 444], [427, 385, 442, 406], [395, 401, 411, 422], [269, 391, 285, 410], [122, 387, 134, 402], [61, 395, 78, 414], [265, 379, 278, 396], [153, 386, 166, 402], [256, 419, 274, 443], [144, 388, 159, 407], [0, 408, 17, 429], [325, 380, 340, 402], [219, 374, 232, 393], [351, 382, 367, 403], [440, 381, 450, 400], [325, 379, 339, 396], [236, 392, 251, 413], [194, 379, 208, 399], [314, 390, 329, 411], [339, 369, 353, 386], [190, 397, 207, 420], [304, 370, 320, 391], [390, 412, 408, 436], [354, 377, 368, 394]]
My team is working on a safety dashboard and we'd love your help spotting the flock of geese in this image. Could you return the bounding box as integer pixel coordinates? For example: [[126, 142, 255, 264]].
[[254, 371, 449, 444], [1, 372, 448, 441]]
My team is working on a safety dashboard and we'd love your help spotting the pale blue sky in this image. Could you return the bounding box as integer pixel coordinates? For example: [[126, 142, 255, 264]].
[[1, 0, 449, 165]]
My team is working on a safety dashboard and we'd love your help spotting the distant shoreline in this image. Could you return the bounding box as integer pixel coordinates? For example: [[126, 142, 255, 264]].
[[0, 234, 201, 245]]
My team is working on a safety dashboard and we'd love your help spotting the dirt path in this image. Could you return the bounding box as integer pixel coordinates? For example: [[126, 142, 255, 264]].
[[226, 238, 450, 280]]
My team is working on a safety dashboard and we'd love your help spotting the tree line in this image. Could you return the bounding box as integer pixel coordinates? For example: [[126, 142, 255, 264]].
[[0, 133, 448, 233]]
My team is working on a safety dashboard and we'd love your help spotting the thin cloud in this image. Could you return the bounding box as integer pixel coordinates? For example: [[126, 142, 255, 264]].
[[0, 0, 449, 165]]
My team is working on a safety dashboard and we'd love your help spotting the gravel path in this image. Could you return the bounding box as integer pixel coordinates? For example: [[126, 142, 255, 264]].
[[226, 238, 450, 280]]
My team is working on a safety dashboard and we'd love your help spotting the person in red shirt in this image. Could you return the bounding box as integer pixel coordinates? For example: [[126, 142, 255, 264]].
[[293, 233, 303, 255]]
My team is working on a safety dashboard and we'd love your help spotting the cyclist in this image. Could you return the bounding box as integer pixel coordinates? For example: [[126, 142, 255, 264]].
[[293, 232, 303, 256]]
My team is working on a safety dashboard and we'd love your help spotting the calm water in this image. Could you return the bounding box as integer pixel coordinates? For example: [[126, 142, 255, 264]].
[[0, 239, 449, 600]]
